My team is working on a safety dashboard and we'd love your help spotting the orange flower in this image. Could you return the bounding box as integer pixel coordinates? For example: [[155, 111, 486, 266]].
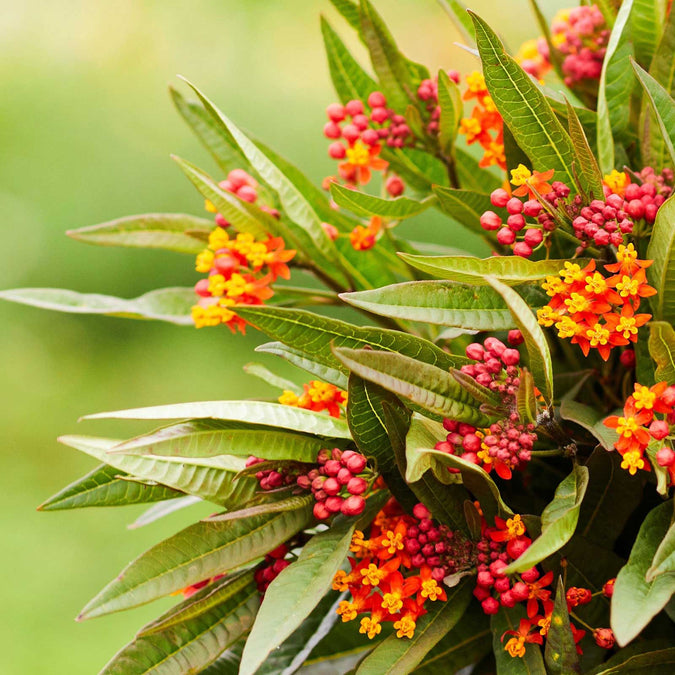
[[502, 619, 544, 658], [510, 164, 555, 198], [350, 216, 383, 251], [339, 141, 388, 185]]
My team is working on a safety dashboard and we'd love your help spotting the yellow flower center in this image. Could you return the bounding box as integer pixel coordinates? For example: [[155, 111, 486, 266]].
[[620, 450, 645, 475], [360, 563, 385, 586], [537, 306, 561, 327], [616, 275, 640, 297], [421, 579, 443, 601], [505, 636, 527, 658], [616, 416, 639, 438], [359, 616, 382, 639], [381, 592, 403, 614], [587, 322, 610, 347], [560, 262, 585, 284], [603, 170, 630, 196], [466, 71, 486, 93], [394, 615, 416, 639], [337, 600, 358, 622], [382, 530, 404, 555], [195, 249, 215, 273], [555, 316, 581, 339], [584, 272, 607, 295], [208, 228, 230, 251], [510, 163, 532, 186], [565, 292, 591, 314], [542, 276, 567, 297], [616, 243, 638, 264], [633, 385, 656, 410], [345, 140, 371, 166], [506, 514, 526, 538], [616, 316, 638, 339]]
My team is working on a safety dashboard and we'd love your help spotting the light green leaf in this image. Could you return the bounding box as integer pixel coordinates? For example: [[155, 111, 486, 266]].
[[485, 276, 553, 402], [66, 213, 213, 254], [565, 99, 604, 199], [79, 497, 313, 619], [381, 146, 448, 192], [647, 516, 675, 581], [128, 496, 201, 530], [646, 193, 675, 322], [38, 464, 181, 511], [355, 580, 473, 674], [84, 400, 351, 439], [437, 69, 462, 155], [454, 148, 502, 193], [99, 574, 259, 674], [329, 0, 361, 33], [559, 399, 619, 452], [503, 466, 589, 574], [0, 287, 195, 325], [243, 362, 300, 394], [612, 500, 675, 645], [436, 0, 474, 43], [470, 12, 579, 190], [334, 347, 493, 426], [331, 183, 434, 220], [432, 186, 499, 238], [205, 494, 318, 524], [492, 606, 546, 674], [544, 577, 581, 674], [239, 492, 388, 675], [589, 645, 675, 675], [631, 0, 666, 69], [648, 321, 675, 384]]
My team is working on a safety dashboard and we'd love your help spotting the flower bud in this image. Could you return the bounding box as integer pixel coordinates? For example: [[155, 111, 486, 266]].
[[345, 453, 367, 474], [326, 103, 346, 122], [313, 501, 331, 520], [341, 495, 366, 516], [481, 597, 500, 614], [649, 420, 670, 441], [593, 628, 615, 649], [347, 476, 368, 495], [490, 188, 509, 208]]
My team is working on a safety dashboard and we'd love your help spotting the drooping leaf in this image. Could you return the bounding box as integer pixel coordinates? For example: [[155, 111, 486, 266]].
[[437, 69, 462, 156], [0, 287, 195, 325], [611, 499, 675, 645], [560, 399, 619, 452], [648, 321, 675, 384], [470, 12, 579, 190], [485, 276, 553, 402], [503, 466, 589, 574], [84, 400, 351, 439], [99, 573, 259, 674], [38, 464, 181, 511], [432, 186, 500, 239], [647, 515, 675, 581], [66, 213, 213, 254], [454, 148, 503, 193], [565, 99, 605, 199], [355, 579, 473, 674], [78, 497, 313, 619], [491, 606, 546, 674], [588, 645, 675, 674], [204, 494, 320, 524], [631, 0, 666, 69], [238, 492, 388, 675], [646, 193, 675, 323], [331, 183, 435, 220], [544, 577, 581, 674], [334, 347, 493, 426]]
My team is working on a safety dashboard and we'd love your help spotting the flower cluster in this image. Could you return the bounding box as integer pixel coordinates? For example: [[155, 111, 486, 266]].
[[551, 5, 609, 87], [537, 246, 656, 361], [572, 193, 633, 249], [191, 170, 295, 332], [458, 71, 505, 169], [436, 336, 538, 479], [278, 380, 347, 418], [604, 381, 675, 483]]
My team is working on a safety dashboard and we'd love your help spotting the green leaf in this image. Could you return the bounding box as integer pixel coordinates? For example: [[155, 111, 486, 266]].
[[0, 287, 195, 325], [565, 99, 605, 199], [235, 306, 469, 378], [128, 496, 201, 530], [66, 213, 213, 254], [545, 577, 581, 674], [647, 193, 675, 322], [79, 498, 313, 619], [589, 646, 675, 674], [485, 276, 553, 402], [559, 399, 619, 452], [612, 499, 675, 645], [321, 16, 377, 104], [381, 146, 448, 192], [331, 183, 434, 220], [647, 515, 675, 581], [469, 12, 579, 190], [347, 375, 417, 510], [180, 79, 348, 287], [243, 362, 300, 394], [329, 0, 361, 33], [436, 0, 474, 44], [57, 436, 255, 507], [38, 464, 180, 511], [355, 580, 473, 674], [84, 400, 352, 439], [491, 606, 546, 674], [358, 0, 414, 110], [334, 347, 493, 426], [109, 420, 330, 464], [99, 574, 259, 674], [648, 321, 675, 383], [631, 0, 666, 69], [433, 186, 499, 238], [503, 466, 589, 574], [454, 148, 502, 193], [398, 254, 575, 286], [341, 280, 545, 331], [516, 368, 538, 426], [239, 493, 388, 675], [596, 0, 636, 173], [437, 69, 462, 155], [632, 60, 675, 169]]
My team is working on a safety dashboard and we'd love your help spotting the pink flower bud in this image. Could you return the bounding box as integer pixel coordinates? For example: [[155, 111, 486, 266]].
[[497, 227, 516, 245], [656, 446, 675, 467], [345, 99, 364, 117], [480, 210, 502, 231], [481, 597, 500, 614], [523, 227, 543, 247], [325, 495, 344, 513], [385, 175, 405, 197], [508, 330, 524, 346], [341, 124, 360, 143], [347, 476, 368, 495], [313, 502, 331, 520], [367, 91, 386, 108], [321, 222, 339, 240], [341, 495, 366, 516], [513, 242, 533, 257], [336, 467, 352, 485], [412, 503, 430, 520], [328, 142, 346, 159], [326, 103, 346, 122], [195, 279, 211, 297], [506, 198, 523, 214], [490, 188, 509, 208], [323, 121, 342, 139], [323, 477, 341, 495], [649, 420, 670, 440], [501, 348, 520, 366], [237, 185, 258, 203], [345, 453, 367, 474]]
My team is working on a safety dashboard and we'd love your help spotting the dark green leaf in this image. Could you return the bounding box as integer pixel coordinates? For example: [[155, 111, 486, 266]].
[[646, 193, 675, 322], [560, 399, 619, 452], [455, 148, 502, 193], [589, 646, 675, 674], [545, 577, 581, 673], [647, 514, 675, 580]]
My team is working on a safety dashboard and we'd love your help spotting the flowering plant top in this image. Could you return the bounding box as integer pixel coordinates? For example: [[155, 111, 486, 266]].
[[4, 0, 675, 673]]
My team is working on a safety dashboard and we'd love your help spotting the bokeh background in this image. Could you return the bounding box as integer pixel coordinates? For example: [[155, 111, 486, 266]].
[[1, 1, 564, 672]]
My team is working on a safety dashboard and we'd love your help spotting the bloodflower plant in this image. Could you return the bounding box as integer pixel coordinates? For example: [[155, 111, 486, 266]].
[[5, 1, 675, 673]]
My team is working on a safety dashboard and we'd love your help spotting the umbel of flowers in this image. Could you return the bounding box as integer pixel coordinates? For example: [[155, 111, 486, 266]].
[[4, 1, 675, 673]]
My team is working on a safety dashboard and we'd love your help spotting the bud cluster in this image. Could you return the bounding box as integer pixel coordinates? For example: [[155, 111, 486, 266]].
[[572, 194, 633, 248], [254, 543, 291, 594], [416, 70, 460, 136], [604, 167, 674, 224]]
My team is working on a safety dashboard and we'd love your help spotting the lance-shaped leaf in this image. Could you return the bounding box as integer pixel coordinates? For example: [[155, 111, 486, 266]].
[[58, 436, 255, 507], [560, 399, 619, 452], [398, 254, 575, 286], [355, 579, 473, 674], [84, 400, 352, 439], [432, 187, 501, 238], [38, 464, 181, 511], [545, 578, 581, 673], [516, 368, 538, 426], [565, 99, 604, 199], [334, 347, 493, 426], [236, 306, 469, 376], [437, 69, 462, 155], [454, 148, 503, 193], [381, 145, 448, 192], [596, 0, 636, 173], [239, 492, 388, 675], [341, 280, 543, 331], [129, 496, 201, 530], [649, 321, 675, 384], [486, 276, 553, 402], [180, 79, 348, 286], [79, 497, 313, 620], [470, 12, 579, 190], [633, 60, 675, 169], [109, 420, 330, 464], [631, 0, 666, 70], [503, 466, 589, 574], [491, 606, 546, 674], [243, 362, 300, 394], [647, 517, 675, 581], [331, 183, 434, 220], [321, 16, 377, 104], [612, 500, 675, 645], [436, 0, 474, 43], [588, 645, 675, 675], [647, 193, 675, 322], [0, 287, 194, 325], [347, 375, 417, 510], [99, 573, 259, 674], [66, 213, 213, 254]]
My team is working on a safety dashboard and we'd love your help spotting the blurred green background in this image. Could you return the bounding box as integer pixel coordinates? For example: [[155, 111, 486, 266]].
[[0, 1, 559, 672]]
